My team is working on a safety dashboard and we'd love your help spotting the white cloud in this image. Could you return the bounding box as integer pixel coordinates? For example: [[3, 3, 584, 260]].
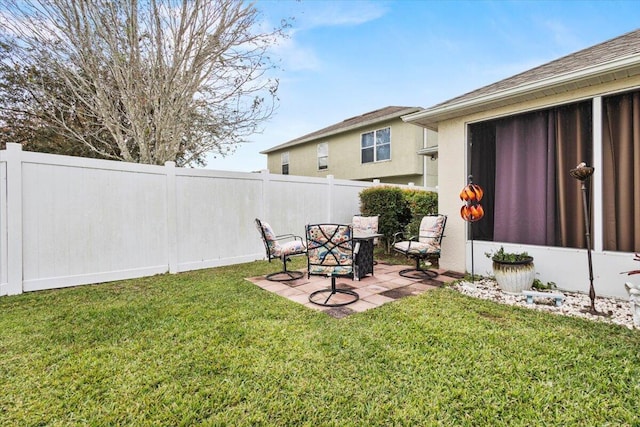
[[270, 32, 322, 72], [295, 1, 389, 29], [259, 0, 389, 72]]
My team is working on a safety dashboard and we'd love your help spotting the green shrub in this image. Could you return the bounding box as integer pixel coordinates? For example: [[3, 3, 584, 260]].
[[359, 186, 411, 252], [403, 188, 438, 236]]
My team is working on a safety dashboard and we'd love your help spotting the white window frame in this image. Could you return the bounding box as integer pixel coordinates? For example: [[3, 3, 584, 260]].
[[361, 127, 391, 164], [281, 151, 289, 175], [317, 142, 328, 170]]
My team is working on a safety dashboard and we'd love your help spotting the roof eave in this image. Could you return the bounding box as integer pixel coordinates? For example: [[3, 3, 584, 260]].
[[403, 54, 640, 130]]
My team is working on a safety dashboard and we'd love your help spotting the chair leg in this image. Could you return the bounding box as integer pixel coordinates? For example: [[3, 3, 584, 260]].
[[399, 257, 438, 279], [266, 256, 304, 282], [309, 276, 359, 307]]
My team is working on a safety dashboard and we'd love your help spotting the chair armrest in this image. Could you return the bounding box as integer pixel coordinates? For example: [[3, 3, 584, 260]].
[[275, 233, 304, 242], [392, 231, 417, 246]]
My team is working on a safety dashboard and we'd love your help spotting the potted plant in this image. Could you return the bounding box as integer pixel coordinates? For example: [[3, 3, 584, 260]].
[[486, 247, 535, 294]]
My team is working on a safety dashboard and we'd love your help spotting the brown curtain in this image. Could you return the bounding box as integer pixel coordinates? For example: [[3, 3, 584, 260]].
[[491, 102, 591, 247], [556, 103, 592, 248], [603, 91, 640, 252], [494, 111, 554, 245]]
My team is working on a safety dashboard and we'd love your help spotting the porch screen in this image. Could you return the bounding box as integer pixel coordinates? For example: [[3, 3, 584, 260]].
[[470, 101, 592, 247], [603, 90, 640, 252]]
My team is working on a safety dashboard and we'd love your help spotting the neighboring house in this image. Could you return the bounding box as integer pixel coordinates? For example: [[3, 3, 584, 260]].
[[261, 106, 439, 188], [404, 28, 640, 299]]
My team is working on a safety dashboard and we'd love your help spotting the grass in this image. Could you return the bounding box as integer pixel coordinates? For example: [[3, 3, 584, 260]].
[[1, 257, 639, 426]]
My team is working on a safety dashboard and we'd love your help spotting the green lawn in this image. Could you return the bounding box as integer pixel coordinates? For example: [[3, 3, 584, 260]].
[[1, 257, 639, 426]]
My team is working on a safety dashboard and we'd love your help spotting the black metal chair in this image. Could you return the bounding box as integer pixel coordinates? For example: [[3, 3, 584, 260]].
[[392, 214, 447, 279], [306, 223, 359, 307], [255, 218, 307, 281]]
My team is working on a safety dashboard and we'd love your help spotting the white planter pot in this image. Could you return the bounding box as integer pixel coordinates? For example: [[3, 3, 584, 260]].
[[493, 259, 535, 294]]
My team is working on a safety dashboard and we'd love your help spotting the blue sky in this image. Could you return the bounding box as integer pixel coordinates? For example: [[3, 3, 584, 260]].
[[205, 0, 640, 172]]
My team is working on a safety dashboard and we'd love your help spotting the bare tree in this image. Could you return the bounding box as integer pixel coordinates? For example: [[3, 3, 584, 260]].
[[0, 0, 287, 166]]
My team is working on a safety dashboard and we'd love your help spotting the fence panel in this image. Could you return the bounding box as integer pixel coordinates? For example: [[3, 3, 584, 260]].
[[174, 169, 264, 272], [20, 152, 169, 291]]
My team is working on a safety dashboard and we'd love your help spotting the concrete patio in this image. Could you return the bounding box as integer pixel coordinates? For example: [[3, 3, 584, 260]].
[[246, 262, 465, 318]]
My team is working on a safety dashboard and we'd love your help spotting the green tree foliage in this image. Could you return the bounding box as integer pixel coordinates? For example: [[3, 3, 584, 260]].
[[0, 42, 118, 159]]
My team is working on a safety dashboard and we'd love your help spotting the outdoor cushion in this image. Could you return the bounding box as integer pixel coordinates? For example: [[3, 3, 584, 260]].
[[352, 215, 379, 244], [393, 240, 440, 255], [275, 240, 307, 258], [258, 220, 306, 259], [418, 215, 446, 244], [306, 224, 353, 277]]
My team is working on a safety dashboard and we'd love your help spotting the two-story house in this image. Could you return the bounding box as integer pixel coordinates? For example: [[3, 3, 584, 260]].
[[261, 106, 438, 188]]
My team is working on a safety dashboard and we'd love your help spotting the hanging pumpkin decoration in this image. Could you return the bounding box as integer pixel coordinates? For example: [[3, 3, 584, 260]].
[[460, 178, 484, 222], [460, 175, 484, 282], [459, 183, 484, 202], [460, 204, 485, 222]]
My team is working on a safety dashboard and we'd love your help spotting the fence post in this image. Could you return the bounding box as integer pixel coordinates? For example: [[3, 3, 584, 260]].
[[327, 174, 334, 222], [261, 169, 270, 221], [5, 143, 23, 295], [165, 161, 178, 274]]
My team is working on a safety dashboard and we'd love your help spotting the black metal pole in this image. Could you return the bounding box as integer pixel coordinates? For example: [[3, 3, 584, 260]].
[[470, 221, 475, 283], [580, 180, 597, 313]]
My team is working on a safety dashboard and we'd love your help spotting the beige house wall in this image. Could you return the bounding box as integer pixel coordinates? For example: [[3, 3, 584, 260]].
[[266, 118, 431, 185], [424, 129, 439, 188], [438, 75, 640, 278]]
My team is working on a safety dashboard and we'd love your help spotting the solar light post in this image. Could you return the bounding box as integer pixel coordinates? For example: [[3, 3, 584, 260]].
[[569, 162, 599, 315]]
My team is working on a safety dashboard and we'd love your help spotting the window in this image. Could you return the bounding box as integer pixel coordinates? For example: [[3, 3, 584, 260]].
[[361, 127, 391, 163], [281, 152, 289, 175], [602, 90, 640, 252], [317, 142, 328, 170], [469, 101, 592, 248]]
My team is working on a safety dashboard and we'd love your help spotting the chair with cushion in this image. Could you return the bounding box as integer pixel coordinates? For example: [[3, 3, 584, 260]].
[[352, 214, 380, 265], [306, 223, 359, 307], [255, 218, 307, 281], [352, 215, 379, 238], [392, 214, 447, 279]]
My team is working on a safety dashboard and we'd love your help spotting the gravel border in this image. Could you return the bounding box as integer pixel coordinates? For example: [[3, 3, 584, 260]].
[[453, 279, 637, 330]]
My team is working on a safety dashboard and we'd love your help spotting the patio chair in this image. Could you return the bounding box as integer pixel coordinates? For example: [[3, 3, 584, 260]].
[[255, 218, 307, 281], [306, 223, 359, 307], [392, 214, 447, 279], [352, 215, 379, 242], [352, 214, 380, 264]]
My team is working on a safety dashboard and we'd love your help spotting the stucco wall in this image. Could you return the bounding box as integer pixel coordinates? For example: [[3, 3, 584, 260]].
[[435, 118, 467, 274], [437, 75, 640, 298]]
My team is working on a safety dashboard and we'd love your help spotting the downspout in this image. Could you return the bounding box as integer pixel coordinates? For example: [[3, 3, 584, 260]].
[[423, 128, 428, 188]]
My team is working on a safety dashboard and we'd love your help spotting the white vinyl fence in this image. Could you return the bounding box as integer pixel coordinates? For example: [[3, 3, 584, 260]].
[[0, 143, 422, 296]]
